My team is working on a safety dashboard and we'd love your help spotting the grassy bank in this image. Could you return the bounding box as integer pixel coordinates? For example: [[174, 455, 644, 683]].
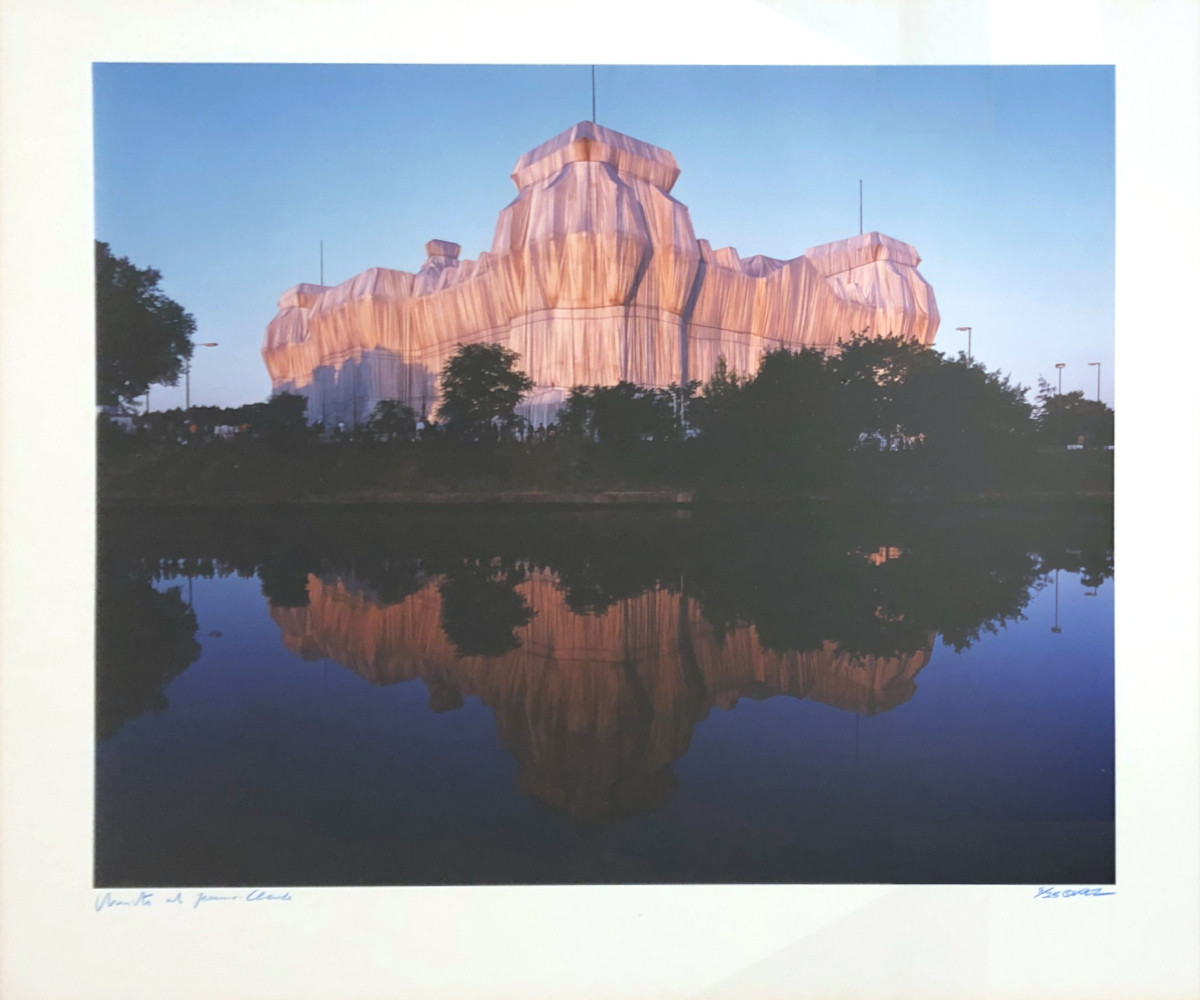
[[98, 435, 1113, 507]]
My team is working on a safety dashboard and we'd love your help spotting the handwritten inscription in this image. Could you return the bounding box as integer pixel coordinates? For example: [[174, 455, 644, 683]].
[[1034, 886, 1115, 899], [94, 890, 155, 912], [95, 889, 293, 913]]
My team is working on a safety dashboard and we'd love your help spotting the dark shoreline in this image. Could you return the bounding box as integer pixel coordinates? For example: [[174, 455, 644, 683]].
[[97, 489, 1114, 510]]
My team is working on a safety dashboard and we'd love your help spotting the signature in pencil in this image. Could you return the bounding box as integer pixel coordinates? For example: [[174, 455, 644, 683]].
[[1033, 886, 1115, 899], [94, 888, 294, 912]]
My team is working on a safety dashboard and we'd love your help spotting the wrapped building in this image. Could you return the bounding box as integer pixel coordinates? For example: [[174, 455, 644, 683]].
[[263, 121, 940, 428]]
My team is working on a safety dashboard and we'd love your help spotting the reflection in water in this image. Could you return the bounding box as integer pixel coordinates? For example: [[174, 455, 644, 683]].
[[438, 562, 536, 657], [271, 570, 933, 822], [95, 571, 200, 739], [95, 505, 1113, 885]]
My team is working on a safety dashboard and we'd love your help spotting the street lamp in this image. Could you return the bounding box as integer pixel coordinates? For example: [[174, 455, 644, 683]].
[[955, 326, 972, 362], [1055, 363, 1067, 448], [1088, 361, 1101, 403], [185, 342, 220, 415]]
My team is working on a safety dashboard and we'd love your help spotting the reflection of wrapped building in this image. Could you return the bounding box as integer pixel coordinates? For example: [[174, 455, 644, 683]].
[[270, 571, 934, 822], [263, 121, 939, 427]]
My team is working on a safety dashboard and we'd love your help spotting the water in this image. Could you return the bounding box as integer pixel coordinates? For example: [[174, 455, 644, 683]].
[[96, 505, 1113, 886]]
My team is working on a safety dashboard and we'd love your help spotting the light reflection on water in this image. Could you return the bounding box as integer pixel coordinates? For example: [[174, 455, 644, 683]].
[[96, 507, 1113, 886]]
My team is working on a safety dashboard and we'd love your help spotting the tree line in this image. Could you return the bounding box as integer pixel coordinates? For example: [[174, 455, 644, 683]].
[[98, 241, 1113, 493]]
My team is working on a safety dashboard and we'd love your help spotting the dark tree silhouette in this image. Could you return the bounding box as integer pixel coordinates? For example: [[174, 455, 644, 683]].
[[688, 356, 743, 430], [902, 354, 1034, 483], [96, 241, 196, 406], [1034, 379, 1114, 448], [127, 392, 311, 444], [365, 400, 418, 443], [258, 546, 313, 608], [691, 346, 842, 487], [436, 343, 534, 442], [828, 333, 939, 449], [96, 572, 200, 739], [438, 562, 535, 657], [558, 381, 676, 446], [248, 392, 310, 443]]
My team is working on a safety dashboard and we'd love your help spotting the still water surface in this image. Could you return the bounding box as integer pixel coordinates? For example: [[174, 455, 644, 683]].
[[96, 506, 1113, 886]]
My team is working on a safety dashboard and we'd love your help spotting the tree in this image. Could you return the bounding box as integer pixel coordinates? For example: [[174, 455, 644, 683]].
[[365, 400, 418, 443], [690, 349, 828, 485], [96, 241, 196, 406], [743, 347, 842, 483], [901, 354, 1034, 483], [825, 336, 1036, 485], [687, 357, 746, 466], [688, 357, 742, 430], [693, 346, 840, 487], [827, 333, 939, 449], [557, 381, 676, 447], [436, 342, 534, 442], [251, 392, 310, 443], [1033, 379, 1114, 448], [558, 386, 598, 441]]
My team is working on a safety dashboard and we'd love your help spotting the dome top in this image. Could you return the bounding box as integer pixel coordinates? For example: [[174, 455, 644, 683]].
[[510, 121, 681, 192]]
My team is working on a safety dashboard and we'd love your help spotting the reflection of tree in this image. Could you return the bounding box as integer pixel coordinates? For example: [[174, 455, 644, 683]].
[[96, 571, 200, 740], [681, 511, 1100, 657], [552, 548, 670, 617], [357, 558, 425, 606], [102, 503, 1113, 664], [1034, 542, 1113, 593], [258, 546, 312, 608], [268, 572, 933, 824], [102, 502, 1113, 825], [863, 537, 1040, 653], [438, 561, 535, 657]]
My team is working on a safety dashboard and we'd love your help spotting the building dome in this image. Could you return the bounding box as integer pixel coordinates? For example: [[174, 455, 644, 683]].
[[263, 123, 939, 427]]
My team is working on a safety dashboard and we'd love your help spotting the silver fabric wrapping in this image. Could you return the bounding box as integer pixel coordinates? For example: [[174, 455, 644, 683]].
[[263, 122, 940, 427]]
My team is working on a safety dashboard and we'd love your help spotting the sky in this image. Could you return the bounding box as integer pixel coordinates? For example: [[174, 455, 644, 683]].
[[93, 63, 1114, 410]]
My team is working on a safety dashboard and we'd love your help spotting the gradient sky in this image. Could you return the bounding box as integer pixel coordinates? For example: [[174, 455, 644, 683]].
[[93, 63, 1113, 410]]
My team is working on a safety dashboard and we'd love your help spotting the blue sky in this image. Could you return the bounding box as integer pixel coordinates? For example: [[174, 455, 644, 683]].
[[94, 63, 1114, 410]]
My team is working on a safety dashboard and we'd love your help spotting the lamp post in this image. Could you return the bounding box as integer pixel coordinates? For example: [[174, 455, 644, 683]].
[[185, 342, 220, 423], [1055, 362, 1066, 447], [1088, 361, 1101, 403], [955, 326, 972, 362]]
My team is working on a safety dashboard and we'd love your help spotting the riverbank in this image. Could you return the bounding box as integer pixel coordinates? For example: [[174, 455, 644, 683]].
[[98, 488, 1114, 512], [98, 436, 1113, 508], [100, 490, 698, 507]]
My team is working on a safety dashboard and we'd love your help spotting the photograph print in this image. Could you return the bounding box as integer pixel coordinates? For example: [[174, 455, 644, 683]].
[[95, 63, 1115, 888]]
